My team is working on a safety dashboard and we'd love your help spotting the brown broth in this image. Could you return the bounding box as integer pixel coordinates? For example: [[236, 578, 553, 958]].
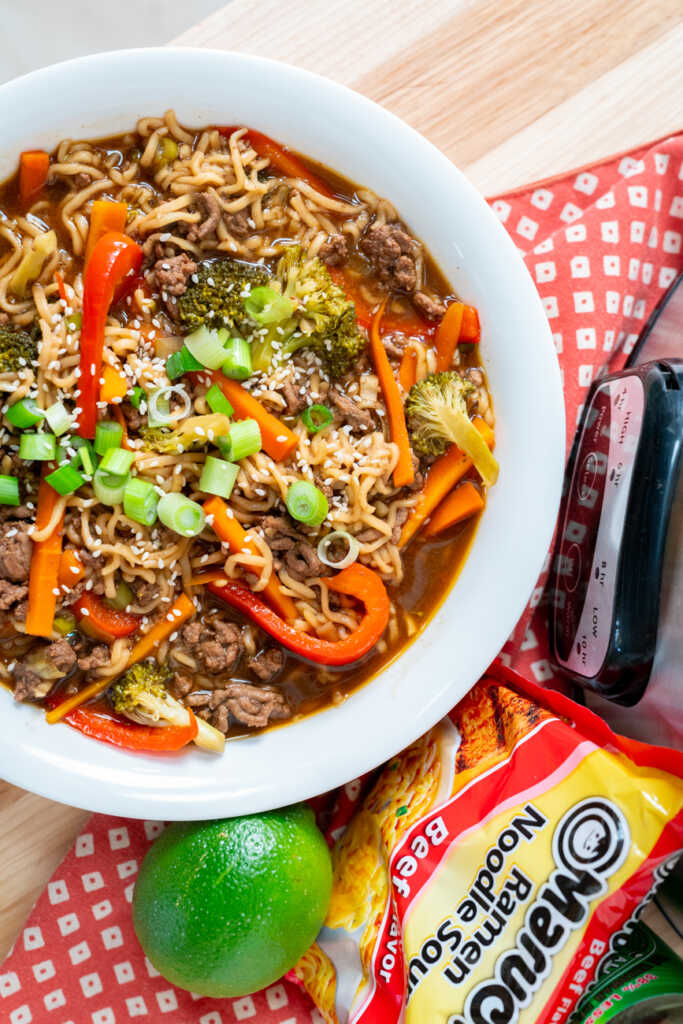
[[0, 126, 490, 732]]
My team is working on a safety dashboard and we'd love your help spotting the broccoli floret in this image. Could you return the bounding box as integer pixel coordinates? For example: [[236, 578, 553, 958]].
[[177, 258, 270, 333], [111, 661, 225, 753], [405, 371, 499, 487], [250, 245, 366, 378], [0, 324, 38, 373], [139, 413, 231, 453]]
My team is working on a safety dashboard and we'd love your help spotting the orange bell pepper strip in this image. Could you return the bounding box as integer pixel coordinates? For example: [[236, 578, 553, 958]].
[[100, 364, 128, 403], [58, 549, 85, 589], [46, 592, 196, 724], [203, 496, 297, 621], [84, 200, 128, 266], [54, 271, 68, 304], [423, 481, 484, 537], [369, 301, 414, 488], [435, 301, 464, 372], [19, 150, 50, 203], [398, 347, 417, 392], [77, 232, 142, 438], [71, 592, 141, 641], [207, 373, 298, 462], [209, 562, 390, 667], [26, 476, 64, 638], [460, 304, 480, 344], [400, 417, 494, 547]]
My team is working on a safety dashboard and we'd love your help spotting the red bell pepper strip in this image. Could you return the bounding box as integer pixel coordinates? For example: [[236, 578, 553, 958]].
[[327, 266, 436, 338], [71, 592, 141, 641], [219, 127, 333, 197], [46, 696, 197, 752], [77, 232, 142, 438], [209, 562, 390, 667]]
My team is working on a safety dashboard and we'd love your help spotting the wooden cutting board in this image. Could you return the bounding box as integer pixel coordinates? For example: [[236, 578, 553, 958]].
[[1, 0, 682, 961]]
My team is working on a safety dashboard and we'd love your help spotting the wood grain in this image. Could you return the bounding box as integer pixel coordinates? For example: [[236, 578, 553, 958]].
[[2, 0, 683, 964]]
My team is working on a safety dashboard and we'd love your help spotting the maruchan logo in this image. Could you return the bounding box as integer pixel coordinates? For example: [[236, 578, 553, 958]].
[[449, 798, 629, 1024]]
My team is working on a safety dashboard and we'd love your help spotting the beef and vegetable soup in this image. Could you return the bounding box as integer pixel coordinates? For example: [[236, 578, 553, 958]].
[[0, 111, 497, 755]]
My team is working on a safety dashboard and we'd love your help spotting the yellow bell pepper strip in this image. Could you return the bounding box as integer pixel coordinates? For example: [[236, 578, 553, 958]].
[[45, 592, 196, 724], [209, 562, 390, 667], [100, 364, 128, 403], [10, 229, 57, 297], [77, 232, 142, 438]]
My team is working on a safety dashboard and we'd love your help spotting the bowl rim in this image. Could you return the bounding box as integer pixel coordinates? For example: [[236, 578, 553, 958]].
[[0, 47, 565, 818]]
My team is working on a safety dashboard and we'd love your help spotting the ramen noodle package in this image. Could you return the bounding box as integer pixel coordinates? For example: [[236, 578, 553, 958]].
[[291, 662, 683, 1024]]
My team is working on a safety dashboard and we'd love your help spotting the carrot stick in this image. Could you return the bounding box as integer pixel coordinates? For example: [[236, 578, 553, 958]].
[[111, 404, 133, 451], [423, 482, 484, 537], [45, 593, 196, 724], [58, 549, 85, 589], [399, 417, 494, 547], [435, 301, 464, 372], [460, 305, 480, 343], [54, 271, 68, 304], [209, 373, 298, 461], [100, 364, 128, 403], [203, 496, 297, 621], [398, 347, 417, 392], [26, 478, 64, 637], [19, 150, 50, 203], [369, 302, 414, 488], [85, 200, 128, 266]]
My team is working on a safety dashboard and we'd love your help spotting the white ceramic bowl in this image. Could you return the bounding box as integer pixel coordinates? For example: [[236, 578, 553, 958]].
[[0, 48, 564, 818]]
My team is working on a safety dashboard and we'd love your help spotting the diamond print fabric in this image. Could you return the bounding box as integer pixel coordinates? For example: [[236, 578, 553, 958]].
[[2, 133, 682, 1024]]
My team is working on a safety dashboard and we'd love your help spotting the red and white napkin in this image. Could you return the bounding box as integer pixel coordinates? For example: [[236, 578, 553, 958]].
[[2, 132, 682, 1024]]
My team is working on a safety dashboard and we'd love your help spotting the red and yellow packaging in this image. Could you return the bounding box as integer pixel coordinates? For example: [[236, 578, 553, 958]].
[[291, 662, 683, 1024]]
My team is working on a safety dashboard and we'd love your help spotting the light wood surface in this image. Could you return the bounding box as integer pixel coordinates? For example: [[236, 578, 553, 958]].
[[2, 0, 682, 963]]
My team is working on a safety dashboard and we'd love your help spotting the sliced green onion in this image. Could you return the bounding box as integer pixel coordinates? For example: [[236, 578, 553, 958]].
[[199, 456, 239, 499], [286, 480, 329, 528], [107, 581, 135, 611], [123, 476, 159, 526], [221, 337, 252, 381], [147, 385, 191, 427], [184, 325, 230, 370], [72, 439, 96, 476], [244, 285, 294, 326], [65, 312, 82, 332], [221, 418, 261, 461], [301, 404, 333, 434], [45, 463, 85, 496], [19, 432, 56, 462], [99, 447, 135, 475], [54, 612, 76, 636], [0, 475, 20, 506], [44, 401, 73, 436], [317, 530, 359, 570], [6, 398, 44, 429], [205, 383, 234, 417], [93, 467, 128, 506], [130, 386, 145, 410], [166, 346, 203, 381], [94, 420, 123, 455], [157, 492, 206, 538]]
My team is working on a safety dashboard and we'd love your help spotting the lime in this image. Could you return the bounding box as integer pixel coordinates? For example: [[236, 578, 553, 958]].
[[132, 804, 332, 997]]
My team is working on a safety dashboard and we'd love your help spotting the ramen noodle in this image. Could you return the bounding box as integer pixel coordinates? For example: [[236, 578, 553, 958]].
[[291, 663, 683, 1024]]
